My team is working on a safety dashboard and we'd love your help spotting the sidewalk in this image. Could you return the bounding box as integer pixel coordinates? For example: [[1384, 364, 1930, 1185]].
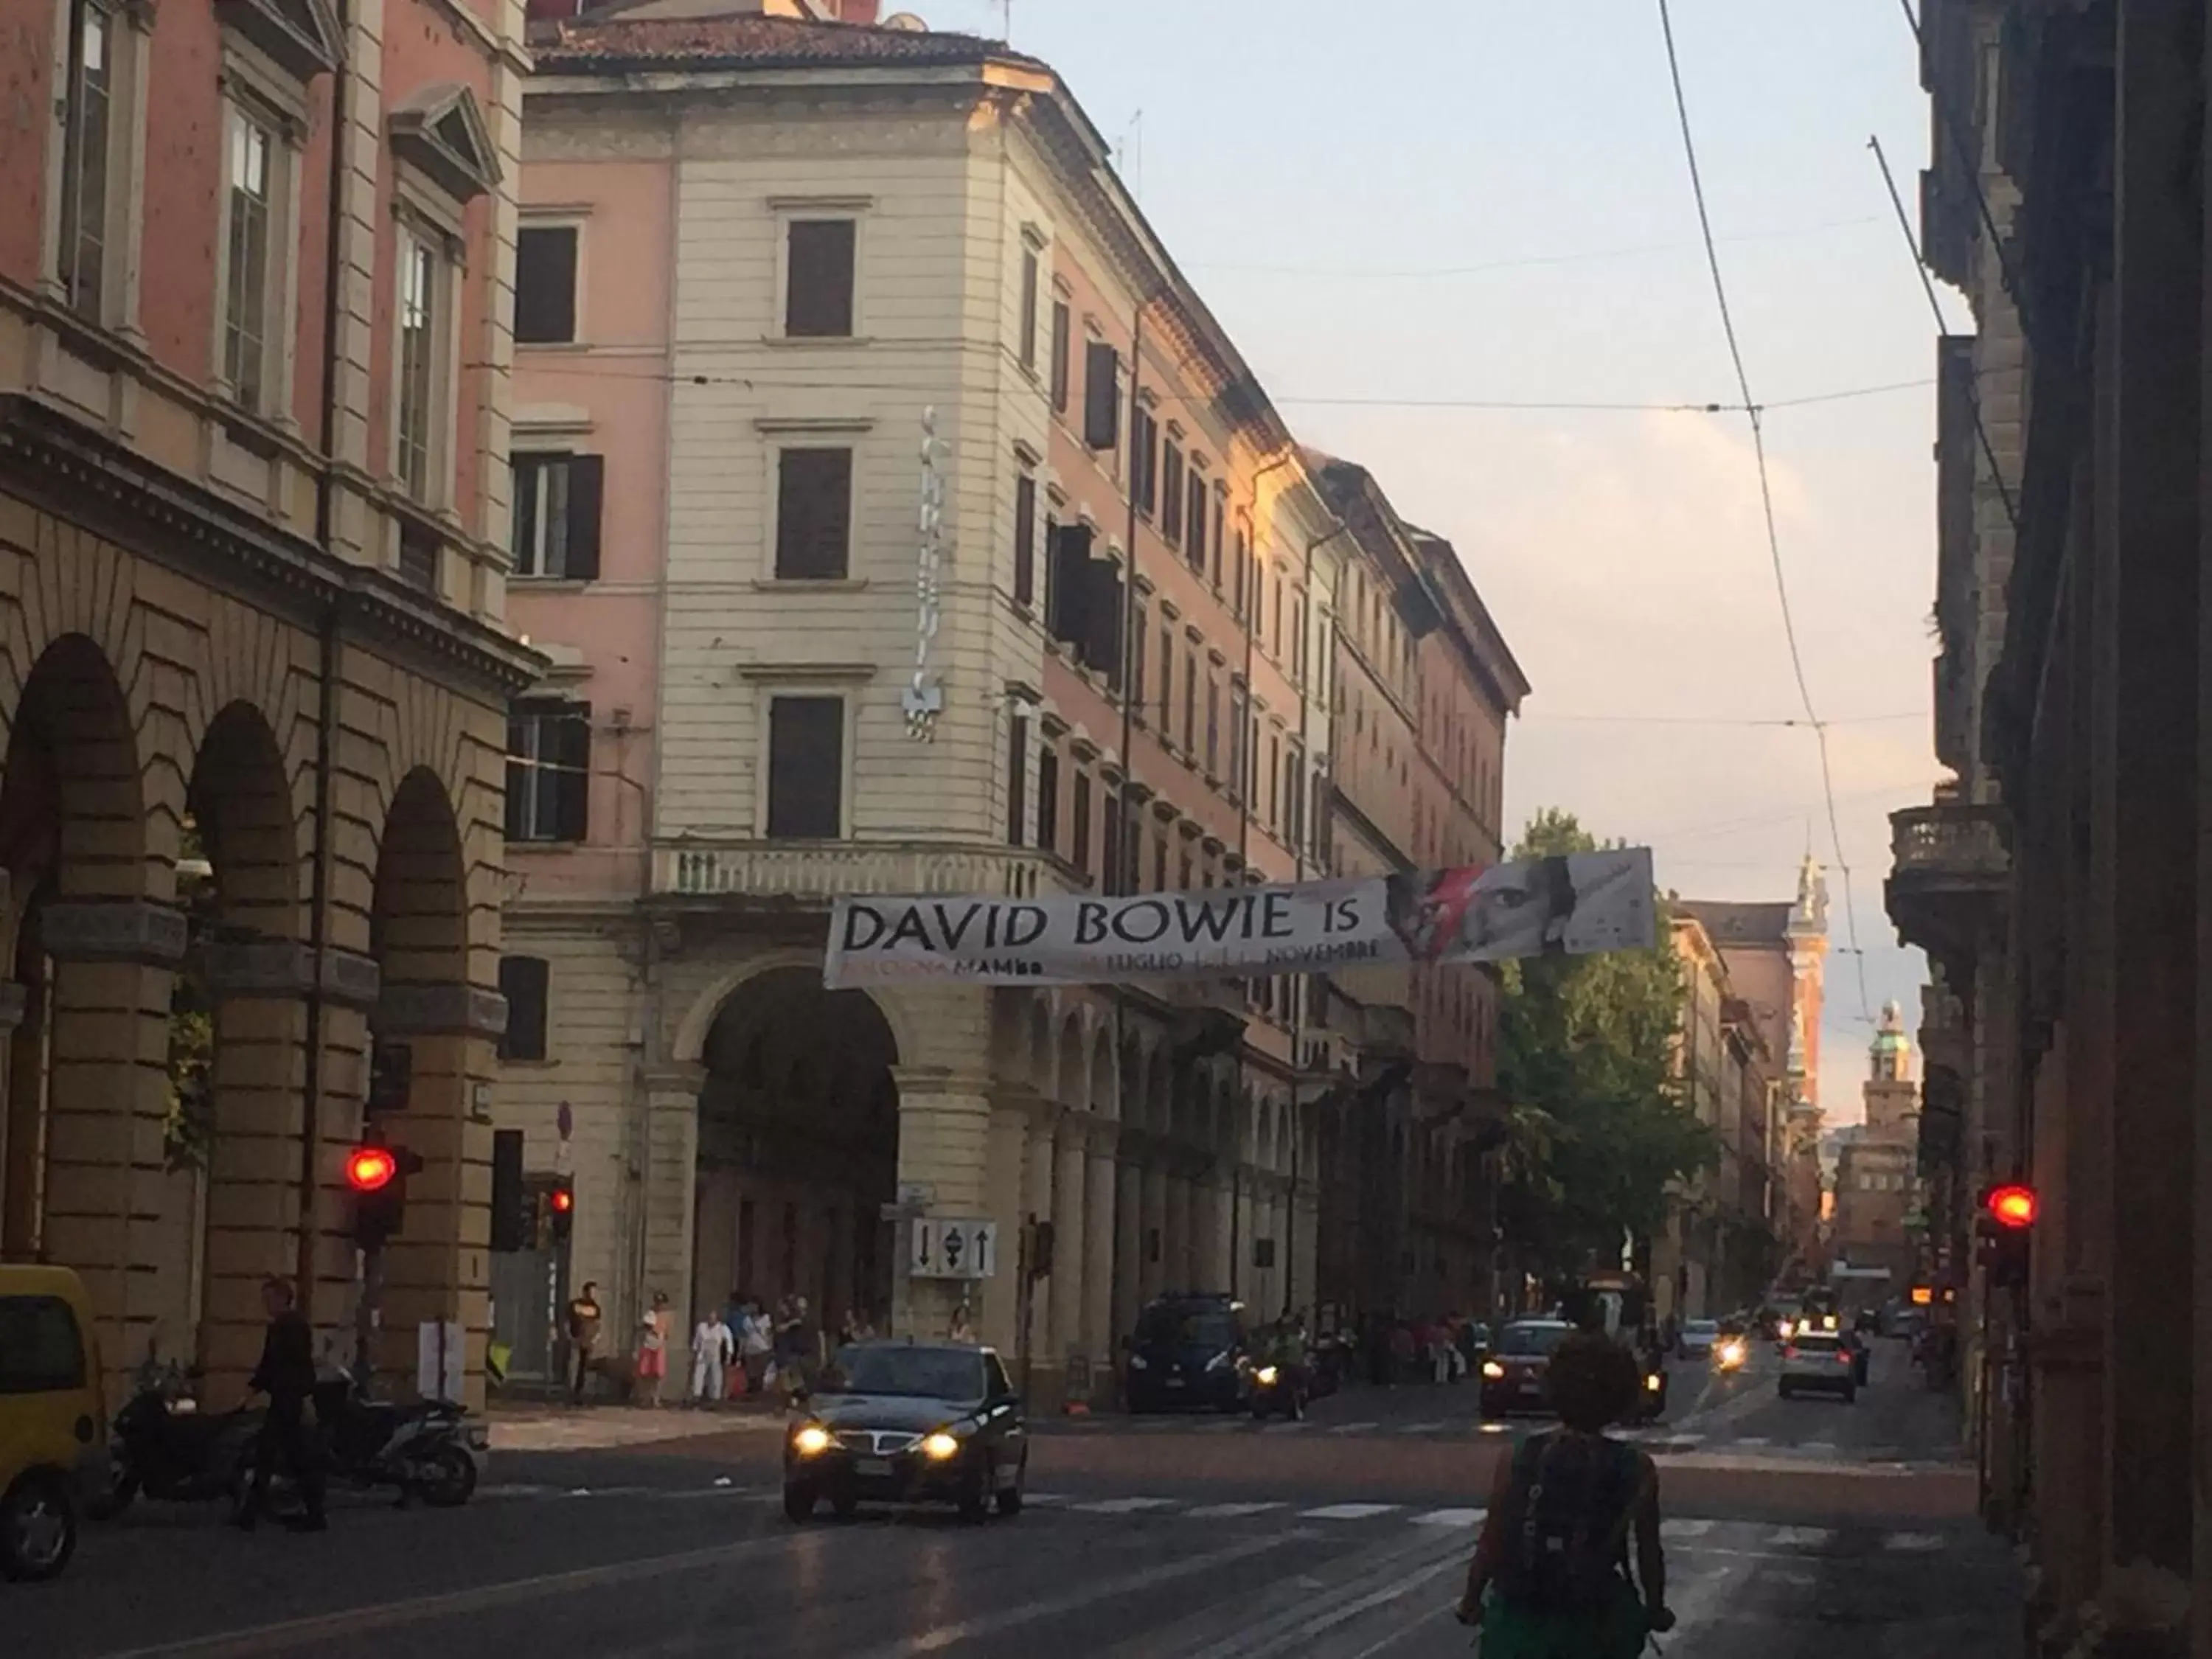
[[489, 1402, 787, 1453]]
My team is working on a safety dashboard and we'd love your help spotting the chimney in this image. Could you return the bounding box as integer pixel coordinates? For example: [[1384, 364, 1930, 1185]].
[[833, 0, 882, 21]]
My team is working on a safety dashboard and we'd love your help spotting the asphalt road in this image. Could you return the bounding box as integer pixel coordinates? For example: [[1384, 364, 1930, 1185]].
[[11, 1335, 2014, 1658]]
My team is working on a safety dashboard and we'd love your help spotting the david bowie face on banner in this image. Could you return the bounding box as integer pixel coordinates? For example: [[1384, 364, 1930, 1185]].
[[1384, 852, 1645, 964]]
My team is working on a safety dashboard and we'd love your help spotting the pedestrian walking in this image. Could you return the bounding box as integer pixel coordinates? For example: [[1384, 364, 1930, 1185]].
[[636, 1290, 672, 1406], [948, 1303, 977, 1344], [1455, 1334, 1673, 1656], [233, 1276, 326, 1534], [566, 1280, 603, 1405], [691, 1306, 733, 1405], [740, 1298, 773, 1397]]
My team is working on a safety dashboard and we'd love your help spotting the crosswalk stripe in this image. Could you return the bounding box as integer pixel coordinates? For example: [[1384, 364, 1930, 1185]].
[[1299, 1503, 1402, 1520], [1399, 1422, 1447, 1434], [1196, 1419, 1244, 1433], [1326, 1422, 1382, 1435], [1260, 1420, 1312, 1433], [1660, 1518, 1715, 1541], [1409, 1507, 1486, 1528], [1023, 1492, 1069, 1506], [1182, 1502, 1289, 1518], [1804, 1441, 1839, 1453], [1737, 1436, 1771, 1447], [1885, 1532, 1947, 1552], [1074, 1496, 1180, 1514], [1767, 1526, 1835, 1548]]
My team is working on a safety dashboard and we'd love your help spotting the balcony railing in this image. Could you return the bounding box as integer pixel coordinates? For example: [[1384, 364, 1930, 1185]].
[[652, 840, 1086, 904], [1891, 802, 2009, 882]]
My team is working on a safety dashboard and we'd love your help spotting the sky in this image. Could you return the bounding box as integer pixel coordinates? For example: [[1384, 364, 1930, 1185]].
[[917, 0, 1946, 1124]]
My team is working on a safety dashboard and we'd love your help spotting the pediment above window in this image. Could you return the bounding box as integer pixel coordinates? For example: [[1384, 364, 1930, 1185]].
[[216, 0, 341, 80], [387, 83, 501, 204]]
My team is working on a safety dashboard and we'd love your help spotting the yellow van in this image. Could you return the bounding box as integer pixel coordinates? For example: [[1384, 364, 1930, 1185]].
[[0, 1265, 108, 1581]]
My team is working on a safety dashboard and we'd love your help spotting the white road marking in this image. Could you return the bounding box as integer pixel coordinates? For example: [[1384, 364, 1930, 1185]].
[[1767, 1526, 1836, 1548], [1021, 1492, 1069, 1505], [1661, 1517, 1716, 1540], [1399, 1422, 1447, 1434], [1326, 1421, 1382, 1435], [1182, 1501, 1289, 1518], [1804, 1441, 1840, 1453], [1887, 1531, 1949, 1551], [1300, 1502, 1403, 1520], [1260, 1419, 1313, 1433], [1072, 1496, 1180, 1514], [1408, 1506, 1486, 1528], [1736, 1436, 1771, 1447]]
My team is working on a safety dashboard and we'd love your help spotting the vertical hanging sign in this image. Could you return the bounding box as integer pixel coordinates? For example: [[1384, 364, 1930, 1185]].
[[905, 408, 950, 741]]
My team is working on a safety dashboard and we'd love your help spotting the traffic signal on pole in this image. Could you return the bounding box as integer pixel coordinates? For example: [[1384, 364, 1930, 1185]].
[[548, 1175, 575, 1245], [348, 1138, 424, 1250], [1978, 1180, 2037, 1289]]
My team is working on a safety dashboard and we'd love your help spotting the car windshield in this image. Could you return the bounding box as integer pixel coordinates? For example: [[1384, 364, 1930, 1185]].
[[1498, 1324, 1573, 1356], [824, 1346, 987, 1401], [1135, 1307, 1239, 1349], [1792, 1334, 1844, 1353]]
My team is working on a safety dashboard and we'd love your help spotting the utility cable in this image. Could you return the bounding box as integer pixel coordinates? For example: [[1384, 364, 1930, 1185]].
[[1868, 132, 2020, 532], [1656, 0, 1873, 1025]]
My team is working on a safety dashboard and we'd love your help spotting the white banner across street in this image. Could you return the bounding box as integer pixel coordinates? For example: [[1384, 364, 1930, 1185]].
[[824, 849, 1655, 988]]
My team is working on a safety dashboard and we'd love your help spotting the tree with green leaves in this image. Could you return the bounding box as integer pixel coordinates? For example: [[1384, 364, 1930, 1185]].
[[1493, 808, 1714, 1293]]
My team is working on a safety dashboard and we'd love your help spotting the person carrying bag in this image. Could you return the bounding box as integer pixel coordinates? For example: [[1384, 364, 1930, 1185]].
[[1455, 1334, 1674, 1657]]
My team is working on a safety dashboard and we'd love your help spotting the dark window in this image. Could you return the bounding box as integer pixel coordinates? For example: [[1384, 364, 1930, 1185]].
[[1211, 492, 1227, 588], [498, 956, 551, 1062], [1267, 734, 1281, 825], [1047, 521, 1093, 648], [0, 1295, 86, 1394], [1073, 771, 1093, 876], [1049, 300, 1071, 412], [1287, 745, 1307, 849], [775, 448, 853, 580], [510, 453, 603, 580], [1012, 470, 1037, 608], [1018, 246, 1040, 370], [515, 225, 578, 344], [1205, 678, 1220, 776], [1037, 745, 1060, 854], [398, 521, 439, 594], [785, 219, 856, 338], [1158, 625, 1174, 735], [1083, 341, 1121, 450], [1233, 529, 1249, 617], [1132, 406, 1158, 517], [1006, 712, 1029, 846], [1103, 785, 1122, 893], [506, 698, 591, 844], [1186, 469, 1208, 573], [1161, 444, 1185, 543], [58, 0, 111, 321], [1131, 604, 1148, 720], [766, 696, 844, 839], [1154, 832, 1169, 891], [1081, 556, 1124, 686], [1183, 655, 1197, 751]]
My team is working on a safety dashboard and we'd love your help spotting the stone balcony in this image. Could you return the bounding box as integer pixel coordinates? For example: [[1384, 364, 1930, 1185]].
[[1885, 801, 2010, 970], [650, 840, 1088, 908]]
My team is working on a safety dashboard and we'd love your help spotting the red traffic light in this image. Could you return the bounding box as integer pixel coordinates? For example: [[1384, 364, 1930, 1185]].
[[347, 1145, 399, 1193], [549, 1186, 574, 1214], [1987, 1183, 2038, 1229]]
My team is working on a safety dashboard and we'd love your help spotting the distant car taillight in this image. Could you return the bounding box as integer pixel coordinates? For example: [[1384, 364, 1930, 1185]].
[[1781, 1346, 1797, 1361]]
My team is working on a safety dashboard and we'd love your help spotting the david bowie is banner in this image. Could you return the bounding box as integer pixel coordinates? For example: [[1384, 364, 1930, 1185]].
[[824, 848, 1656, 989]]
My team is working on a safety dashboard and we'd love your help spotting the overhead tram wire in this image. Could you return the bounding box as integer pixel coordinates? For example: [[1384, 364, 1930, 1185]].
[[1655, 0, 1874, 1025], [1868, 132, 2020, 532]]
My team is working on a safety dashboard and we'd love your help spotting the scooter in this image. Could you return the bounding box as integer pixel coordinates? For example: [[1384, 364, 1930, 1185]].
[[310, 1366, 486, 1507], [1246, 1362, 1308, 1422], [98, 1363, 262, 1518]]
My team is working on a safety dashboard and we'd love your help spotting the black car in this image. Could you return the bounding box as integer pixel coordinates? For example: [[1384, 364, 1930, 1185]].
[[1124, 1295, 1251, 1413], [782, 1340, 1027, 1522], [1478, 1319, 1575, 1417]]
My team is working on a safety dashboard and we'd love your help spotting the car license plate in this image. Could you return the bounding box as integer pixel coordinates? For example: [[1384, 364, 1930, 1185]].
[[855, 1457, 891, 1478]]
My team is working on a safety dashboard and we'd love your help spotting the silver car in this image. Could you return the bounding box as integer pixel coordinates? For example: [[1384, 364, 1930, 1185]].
[[1778, 1330, 1858, 1402]]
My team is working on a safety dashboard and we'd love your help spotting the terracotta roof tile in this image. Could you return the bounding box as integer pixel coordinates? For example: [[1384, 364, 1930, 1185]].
[[535, 14, 1042, 72]]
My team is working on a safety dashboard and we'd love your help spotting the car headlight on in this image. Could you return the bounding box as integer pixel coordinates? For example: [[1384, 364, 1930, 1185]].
[[921, 1431, 962, 1461], [1254, 1366, 1279, 1386], [1644, 1372, 1663, 1393], [1128, 1354, 1149, 1371], [792, 1424, 832, 1458], [1481, 1360, 1506, 1380]]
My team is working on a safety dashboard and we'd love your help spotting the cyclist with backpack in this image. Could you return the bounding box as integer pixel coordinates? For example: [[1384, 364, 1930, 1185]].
[[1454, 1332, 1675, 1655]]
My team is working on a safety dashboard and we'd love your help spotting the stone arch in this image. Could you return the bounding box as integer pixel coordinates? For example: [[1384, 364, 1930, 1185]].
[[1054, 1014, 1086, 1112], [1088, 1028, 1116, 1122], [694, 967, 901, 1331], [182, 703, 313, 1395], [671, 947, 923, 1067]]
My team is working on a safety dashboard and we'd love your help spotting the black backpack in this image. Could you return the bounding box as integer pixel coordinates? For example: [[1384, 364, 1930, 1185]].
[[1495, 1432, 1641, 1616]]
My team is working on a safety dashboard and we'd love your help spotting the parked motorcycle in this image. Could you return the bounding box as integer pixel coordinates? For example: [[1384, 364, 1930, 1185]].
[[310, 1368, 486, 1508], [97, 1363, 262, 1518]]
